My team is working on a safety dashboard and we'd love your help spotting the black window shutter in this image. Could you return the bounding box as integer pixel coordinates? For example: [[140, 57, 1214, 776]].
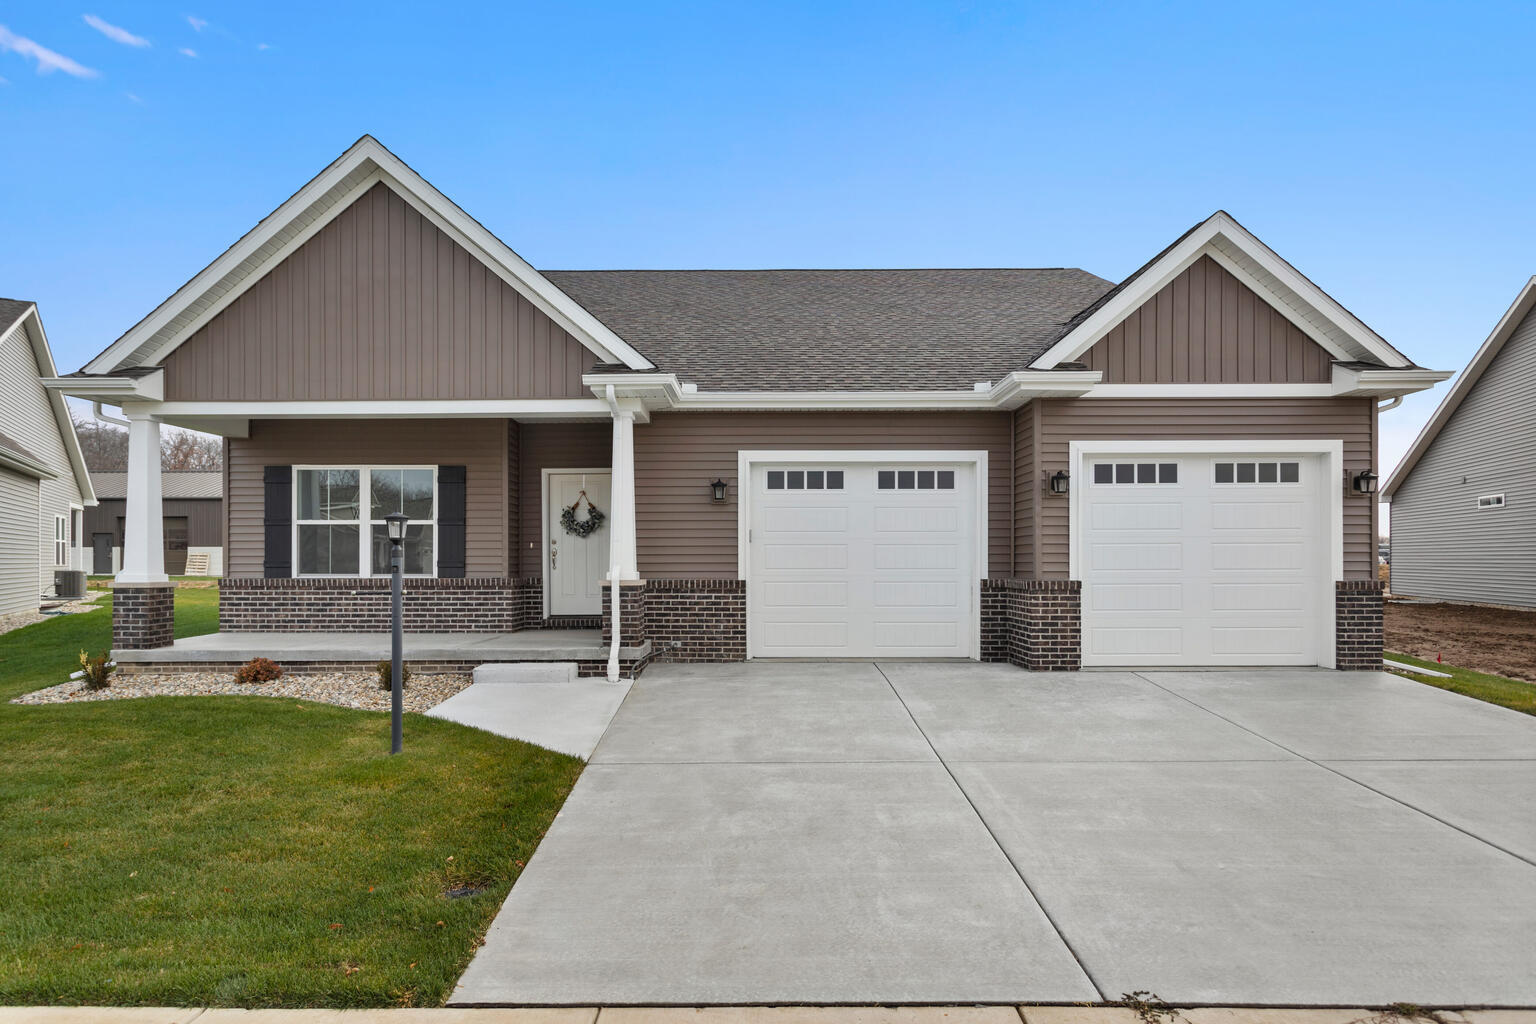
[[438, 465, 466, 578], [263, 466, 293, 578]]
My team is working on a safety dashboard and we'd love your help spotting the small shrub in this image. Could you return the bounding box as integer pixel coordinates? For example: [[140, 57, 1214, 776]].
[[77, 649, 115, 690], [234, 657, 284, 685], [377, 659, 413, 692]]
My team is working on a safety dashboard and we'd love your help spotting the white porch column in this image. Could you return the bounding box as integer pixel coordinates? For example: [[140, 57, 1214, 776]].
[[607, 398, 639, 580], [118, 410, 167, 584]]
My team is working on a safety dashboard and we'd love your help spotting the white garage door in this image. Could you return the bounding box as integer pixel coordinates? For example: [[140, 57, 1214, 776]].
[[749, 461, 976, 658], [1080, 453, 1329, 667]]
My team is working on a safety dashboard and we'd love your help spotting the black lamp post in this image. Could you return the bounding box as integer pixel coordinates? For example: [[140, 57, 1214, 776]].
[[384, 512, 409, 755]]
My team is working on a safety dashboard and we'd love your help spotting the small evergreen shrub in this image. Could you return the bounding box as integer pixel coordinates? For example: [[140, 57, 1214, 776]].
[[376, 659, 413, 691], [78, 649, 115, 690], [234, 657, 284, 685]]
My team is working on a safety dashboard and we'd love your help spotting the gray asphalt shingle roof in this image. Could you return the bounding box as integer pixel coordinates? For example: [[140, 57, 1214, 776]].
[[0, 297, 34, 337], [544, 268, 1114, 391]]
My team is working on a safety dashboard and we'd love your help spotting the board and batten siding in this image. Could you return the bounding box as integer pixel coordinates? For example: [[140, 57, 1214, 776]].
[[633, 411, 1014, 578], [1029, 397, 1378, 580], [225, 419, 508, 577], [161, 182, 595, 402], [1390, 305, 1536, 608], [0, 468, 41, 614], [0, 314, 82, 601], [1080, 255, 1334, 384]]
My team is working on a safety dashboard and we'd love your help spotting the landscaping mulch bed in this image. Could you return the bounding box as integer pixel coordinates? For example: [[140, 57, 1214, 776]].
[[1385, 599, 1536, 683], [10, 669, 472, 712]]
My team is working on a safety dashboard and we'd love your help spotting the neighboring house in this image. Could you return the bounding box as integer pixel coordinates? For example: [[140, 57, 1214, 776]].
[[1382, 277, 1536, 609], [49, 136, 1447, 672], [0, 299, 95, 614], [84, 471, 223, 576]]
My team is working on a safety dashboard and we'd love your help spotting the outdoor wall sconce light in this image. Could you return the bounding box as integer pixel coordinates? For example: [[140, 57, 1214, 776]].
[[709, 478, 728, 503], [1049, 470, 1070, 495], [1352, 469, 1378, 495]]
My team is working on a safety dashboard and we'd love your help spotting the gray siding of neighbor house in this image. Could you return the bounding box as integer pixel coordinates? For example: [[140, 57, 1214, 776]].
[[1390, 305, 1536, 608], [1080, 255, 1334, 384], [160, 182, 596, 402], [0, 316, 83, 601], [83, 498, 224, 547], [0, 468, 41, 614]]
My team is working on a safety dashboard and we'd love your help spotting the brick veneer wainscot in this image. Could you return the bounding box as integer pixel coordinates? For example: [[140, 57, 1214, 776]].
[[601, 581, 648, 649], [112, 582, 176, 650], [1335, 579, 1386, 670], [645, 579, 746, 662], [219, 577, 522, 632], [980, 578, 1082, 671]]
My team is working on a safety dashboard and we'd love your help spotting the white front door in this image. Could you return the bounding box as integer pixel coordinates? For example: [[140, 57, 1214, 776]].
[[749, 461, 976, 658], [547, 471, 612, 617], [1079, 452, 1329, 667]]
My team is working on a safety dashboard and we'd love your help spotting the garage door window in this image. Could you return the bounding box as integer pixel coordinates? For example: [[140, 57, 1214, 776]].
[[877, 469, 955, 490], [766, 469, 844, 490], [1214, 461, 1300, 485], [1092, 462, 1178, 485]]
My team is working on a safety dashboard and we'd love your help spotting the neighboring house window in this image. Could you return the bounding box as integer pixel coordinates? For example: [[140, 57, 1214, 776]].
[[766, 470, 845, 490], [54, 515, 69, 567], [1092, 462, 1179, 485], [1213, 461, 1300, 484], [294, 467, 436, 577], [1477, 493, 1506, 510], [876, 469, 956, 490]]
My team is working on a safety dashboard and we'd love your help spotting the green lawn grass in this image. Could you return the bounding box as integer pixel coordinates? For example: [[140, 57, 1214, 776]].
[[0, 589, 583, 1008], [1386, 650, 1536, 717]]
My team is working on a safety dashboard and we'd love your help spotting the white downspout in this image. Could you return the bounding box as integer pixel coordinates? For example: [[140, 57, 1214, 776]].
[[604, 384, 623, 683], [94, 401, 131, 428], [1377, 395, 1404, 412]]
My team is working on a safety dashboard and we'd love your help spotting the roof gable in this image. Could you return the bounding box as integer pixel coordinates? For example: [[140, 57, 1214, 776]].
[[160, 182, 598, 402], [0, 301, 95, 500], [1383, 276, 1536, 497], [1034, 211, 1412, 371], [83, 136, 653, 376], [1079, 255, 1334, 383]]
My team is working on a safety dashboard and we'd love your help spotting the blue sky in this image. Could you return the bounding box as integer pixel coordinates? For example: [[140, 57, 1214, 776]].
[[2, 1, 1533, 488]]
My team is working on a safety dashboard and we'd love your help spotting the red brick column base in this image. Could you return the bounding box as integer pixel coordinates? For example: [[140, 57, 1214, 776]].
[[1336, 579, 1385, 670], [112, 582, 176, 651]]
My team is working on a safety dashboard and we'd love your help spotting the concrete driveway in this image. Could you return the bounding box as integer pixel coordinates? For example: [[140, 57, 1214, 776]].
[[453, 663, 1536, 1007]]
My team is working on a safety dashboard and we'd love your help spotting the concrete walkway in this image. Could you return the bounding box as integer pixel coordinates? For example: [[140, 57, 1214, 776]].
[[455, 663, 1536, 1007], [426, 665, 632, 758], [4, 1008, 1532, 1023]]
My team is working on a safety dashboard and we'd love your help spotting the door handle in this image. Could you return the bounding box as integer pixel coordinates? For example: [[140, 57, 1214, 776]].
[[550, 538, 558, 570]]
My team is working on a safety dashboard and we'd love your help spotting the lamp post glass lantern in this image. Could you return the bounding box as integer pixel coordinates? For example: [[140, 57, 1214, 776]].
[[384, 512, 409, 754]]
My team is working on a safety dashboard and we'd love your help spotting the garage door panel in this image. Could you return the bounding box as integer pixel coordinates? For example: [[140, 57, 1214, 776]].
[[1081, 452, 1326, 668], [751, 461, 975, 658]]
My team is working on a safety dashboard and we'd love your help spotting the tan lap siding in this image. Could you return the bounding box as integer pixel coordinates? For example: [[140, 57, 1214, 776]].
[[1032, 397, 1377, 580], [634, 411, 1013, 578], [226, 419, 507, 576], [1013, 403, 1037, 577], [516, 422, 610, 577]]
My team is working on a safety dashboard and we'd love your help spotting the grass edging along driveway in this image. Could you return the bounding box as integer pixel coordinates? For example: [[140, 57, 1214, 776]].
[[0, 589, 583, 1008], [1386, 650, 1536, 717]]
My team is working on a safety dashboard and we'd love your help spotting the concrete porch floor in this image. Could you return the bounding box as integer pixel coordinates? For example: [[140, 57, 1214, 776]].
[[112, 629, 616, 664]]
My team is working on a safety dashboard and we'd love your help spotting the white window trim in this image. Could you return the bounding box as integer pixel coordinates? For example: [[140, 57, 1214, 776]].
[[53, 514, 70, 568], [1476, 493, 1506, 510], [1070, 439, 1343, 670], [292, 465, 439, 578], [736, 449, 989, 662], [539, 467, 613, 620]]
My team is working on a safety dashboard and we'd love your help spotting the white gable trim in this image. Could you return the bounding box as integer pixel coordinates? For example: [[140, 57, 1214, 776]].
[[1382, 276, 1536, 499], [84, 136, 653, 376], [1031, 211, 1411, 371], [3, 306, 96, 504]]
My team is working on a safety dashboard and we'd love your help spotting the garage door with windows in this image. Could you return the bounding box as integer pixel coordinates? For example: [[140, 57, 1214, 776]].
[[1078, 452, 1331, 667], [747, 459, 978, 659]]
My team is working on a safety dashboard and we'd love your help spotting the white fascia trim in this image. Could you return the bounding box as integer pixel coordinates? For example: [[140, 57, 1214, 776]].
[[42, 370, 165, 402], [1382, 276, 1536, 498], [138, 398, 612, 420], [1034, 212, 1410, 371], [585, 370, 1102, 412], [1330, 366, 1452, 398], [86, 136, 653, 375]]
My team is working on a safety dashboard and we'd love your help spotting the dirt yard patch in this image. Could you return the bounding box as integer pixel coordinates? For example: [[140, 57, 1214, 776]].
[[1385, 599, 1536, 683]]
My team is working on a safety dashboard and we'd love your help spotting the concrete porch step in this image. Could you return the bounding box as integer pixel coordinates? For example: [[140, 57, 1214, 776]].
[[474, 663, 579, 684], [113, 629, 650, 666]]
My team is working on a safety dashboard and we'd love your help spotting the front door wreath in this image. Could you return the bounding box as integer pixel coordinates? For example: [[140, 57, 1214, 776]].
[[561, 491, 606, 538]]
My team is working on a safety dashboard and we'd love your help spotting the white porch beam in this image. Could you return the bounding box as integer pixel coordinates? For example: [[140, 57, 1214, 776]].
[[118, 410, 167, 584]]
